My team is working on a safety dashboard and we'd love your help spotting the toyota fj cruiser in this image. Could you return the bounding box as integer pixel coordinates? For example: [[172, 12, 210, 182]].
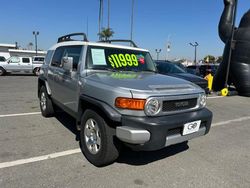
[[38, 33, 212, 166]]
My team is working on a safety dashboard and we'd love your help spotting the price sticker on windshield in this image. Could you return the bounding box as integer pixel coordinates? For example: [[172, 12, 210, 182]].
[[108, 54, 143, 68]]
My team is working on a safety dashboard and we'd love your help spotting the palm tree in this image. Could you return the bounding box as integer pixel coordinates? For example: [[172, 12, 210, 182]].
[[98, 27, 114, 41]]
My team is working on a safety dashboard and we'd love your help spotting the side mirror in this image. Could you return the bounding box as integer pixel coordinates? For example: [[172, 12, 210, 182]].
[[61, 56, 73, 71]]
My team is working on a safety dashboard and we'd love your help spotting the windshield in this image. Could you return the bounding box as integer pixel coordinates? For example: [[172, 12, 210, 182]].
[[87, 46, 156, 72], [156, 62, 186, 74]]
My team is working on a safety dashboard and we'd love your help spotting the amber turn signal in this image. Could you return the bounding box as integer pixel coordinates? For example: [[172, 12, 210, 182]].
[[115, 97, 146, 110]]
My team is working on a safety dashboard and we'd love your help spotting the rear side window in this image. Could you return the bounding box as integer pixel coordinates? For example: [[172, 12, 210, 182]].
[[34, 57, 44, 61], [22, 58, 30, 63]]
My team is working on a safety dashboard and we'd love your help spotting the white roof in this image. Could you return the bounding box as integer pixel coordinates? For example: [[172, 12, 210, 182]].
[[9, 49, 47, 54], [49, 41, 148, 52], [0, 43, 16, 48]]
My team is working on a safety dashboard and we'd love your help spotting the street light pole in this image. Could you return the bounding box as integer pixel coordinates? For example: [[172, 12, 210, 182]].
[[155, 49, 161, 60], [189, 42, 199, 64], [33, 31, 39, 56]]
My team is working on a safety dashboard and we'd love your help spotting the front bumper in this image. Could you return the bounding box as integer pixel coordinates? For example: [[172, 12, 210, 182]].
[[116, 108, 212, 151]]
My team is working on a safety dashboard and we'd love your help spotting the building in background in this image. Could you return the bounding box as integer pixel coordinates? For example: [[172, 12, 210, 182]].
[[0, 43, 46, 59]]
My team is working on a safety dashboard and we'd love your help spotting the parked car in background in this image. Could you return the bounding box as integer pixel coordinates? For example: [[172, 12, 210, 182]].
[[0, 56, 43, 76], [0, 56, 6, 62], [155, 61, 209, 93], [186, 64, 219, 78], [33, 56, 45, 64]]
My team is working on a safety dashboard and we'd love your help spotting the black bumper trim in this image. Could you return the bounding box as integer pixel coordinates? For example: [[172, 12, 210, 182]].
[[120, 108, 212, 151]]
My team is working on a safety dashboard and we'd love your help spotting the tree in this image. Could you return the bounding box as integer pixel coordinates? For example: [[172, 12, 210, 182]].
[[98, 27, 114, 41], [203, 55, 215, 63]]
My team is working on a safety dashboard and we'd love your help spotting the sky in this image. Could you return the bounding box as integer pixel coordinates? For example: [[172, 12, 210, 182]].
[[0, 0, 249, 60]]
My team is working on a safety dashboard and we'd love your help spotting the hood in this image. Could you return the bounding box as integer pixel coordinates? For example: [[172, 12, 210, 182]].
[[86, 71, 203, 96], [0, 61, 7, 65]]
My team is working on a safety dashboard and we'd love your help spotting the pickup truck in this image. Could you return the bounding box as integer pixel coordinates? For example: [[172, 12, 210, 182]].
[[0, 56, 44, 76], [38, 33, 213, 166]]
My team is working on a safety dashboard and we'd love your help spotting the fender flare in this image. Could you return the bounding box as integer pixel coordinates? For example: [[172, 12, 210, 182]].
[[79, 95, 121, 123]]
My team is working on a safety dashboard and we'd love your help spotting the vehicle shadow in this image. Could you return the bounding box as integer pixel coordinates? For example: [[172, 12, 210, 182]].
[[54, 111, 80, 141], [116, 143, 189, 166], [54, 111, 189, 166], [5, 73, 35, 76]]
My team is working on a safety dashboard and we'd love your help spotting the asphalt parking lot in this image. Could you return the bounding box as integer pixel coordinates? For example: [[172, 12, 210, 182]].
[[0, 76, 250, 188]]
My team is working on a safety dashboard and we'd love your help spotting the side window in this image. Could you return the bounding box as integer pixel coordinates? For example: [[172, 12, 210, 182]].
[[44, 51, 53, 65], [22, 58, 30, 63], [34, 57, 44, 61], [9, 57, 20, 63], [62, 46, 82, 71], [51, 47, 64, 67]]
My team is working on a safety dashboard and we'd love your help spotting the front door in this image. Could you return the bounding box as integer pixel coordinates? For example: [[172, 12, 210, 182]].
[[7, 57, 21, 71], [50, 45, 83, 113]]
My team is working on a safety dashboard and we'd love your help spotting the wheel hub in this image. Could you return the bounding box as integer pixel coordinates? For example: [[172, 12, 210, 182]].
[[40, 92, 46, 111], [84, 118, 101, 154]]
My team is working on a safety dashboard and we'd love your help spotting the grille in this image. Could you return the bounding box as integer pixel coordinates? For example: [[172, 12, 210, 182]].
[[162, 98, 197, 112], [167, 127, 182, 136]]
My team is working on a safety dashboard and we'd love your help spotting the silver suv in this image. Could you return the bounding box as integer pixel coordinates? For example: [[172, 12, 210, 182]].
[[38, 33, 212, 166]]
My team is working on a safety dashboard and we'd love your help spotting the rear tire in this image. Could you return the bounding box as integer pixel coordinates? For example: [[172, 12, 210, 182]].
[[39, 86, 54, 117], [80, 109, 120, 167], [0, 67, 6, 76]]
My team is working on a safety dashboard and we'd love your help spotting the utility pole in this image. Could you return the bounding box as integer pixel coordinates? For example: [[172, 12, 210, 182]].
[[33, 31, 39, 56], [98, 0, 103, 40], [189, 42, 199, 64], [155, 49, 162, 60], [130, 0, 135, 41], [108, 0, 110, 29]]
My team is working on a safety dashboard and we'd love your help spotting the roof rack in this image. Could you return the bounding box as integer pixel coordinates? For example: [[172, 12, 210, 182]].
[[57, 33, 88, 43], [98, 39, 138, 48]]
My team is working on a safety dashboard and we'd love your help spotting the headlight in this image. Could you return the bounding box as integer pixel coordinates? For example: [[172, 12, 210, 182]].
[[145, 98, 161, 116], [199, 93, 207, 108]]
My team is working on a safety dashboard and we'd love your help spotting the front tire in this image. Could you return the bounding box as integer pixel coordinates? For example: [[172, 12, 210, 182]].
[[80, 110, 120, 167], [39, 86, 54, 117], [33, 67, 40, 76], [0, 67, 6, 76]]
